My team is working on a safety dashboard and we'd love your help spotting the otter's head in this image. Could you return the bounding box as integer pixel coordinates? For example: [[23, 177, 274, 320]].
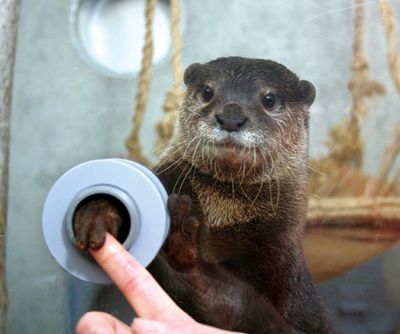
[[172, 57, 315, 183]]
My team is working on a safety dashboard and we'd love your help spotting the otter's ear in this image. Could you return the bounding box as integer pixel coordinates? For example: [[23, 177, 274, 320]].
[[184, 63, 202, 85], [298, 80, 316, 107]]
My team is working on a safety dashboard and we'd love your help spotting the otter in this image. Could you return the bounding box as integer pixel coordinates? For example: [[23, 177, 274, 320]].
[[73, 57, 335, 334]]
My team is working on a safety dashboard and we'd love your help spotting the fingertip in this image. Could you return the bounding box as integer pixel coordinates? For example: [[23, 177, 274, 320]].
[[76, 312, 111, 334], [90, 233, 123, 258], [76, 311, 131, 334], [75, 312, 96, 334], [132, 318, 167, 333]]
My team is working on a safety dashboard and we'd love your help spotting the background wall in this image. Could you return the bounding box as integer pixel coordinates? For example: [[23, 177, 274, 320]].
[[6, 0, 400, 333]]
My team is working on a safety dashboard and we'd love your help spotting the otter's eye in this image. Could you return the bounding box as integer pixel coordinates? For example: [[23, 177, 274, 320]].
[[201, 86, 214, 102], [261, 93, 276, 109]]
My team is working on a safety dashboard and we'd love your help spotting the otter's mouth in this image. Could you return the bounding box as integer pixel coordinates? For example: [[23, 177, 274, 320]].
[[206, 139, 265, 168], [214, 139, 242, 151]]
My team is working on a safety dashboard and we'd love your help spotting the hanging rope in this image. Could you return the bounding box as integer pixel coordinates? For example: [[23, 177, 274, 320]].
[[364, 123, 400, 196], [375, 124, 400, 189], [168, 0, 184, 85], [363, 1, 400, 196], [311, 0, 387, 195], [155, 0, 184, 154], [379, 0, 400, 92], [326, 0, 385, 169], [125, 0, 158, 164], [348, 0, 386, 120]]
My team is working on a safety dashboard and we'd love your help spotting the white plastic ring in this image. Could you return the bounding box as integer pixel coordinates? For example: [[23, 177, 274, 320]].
[[42, 159, 170, 284]]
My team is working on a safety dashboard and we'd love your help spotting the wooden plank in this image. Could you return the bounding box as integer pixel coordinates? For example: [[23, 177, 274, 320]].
[[305, 197, 400, 281], [0, 1, 21, 333]]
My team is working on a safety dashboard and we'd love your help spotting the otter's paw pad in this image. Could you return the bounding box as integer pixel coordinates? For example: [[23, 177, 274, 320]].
[[168, 194, 199, 235], [168, 194, 192, 220], [166, 194, 200, 267]]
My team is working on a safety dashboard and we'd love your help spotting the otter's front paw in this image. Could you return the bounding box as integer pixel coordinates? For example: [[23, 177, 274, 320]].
[[166, 194, 200, 269], [73, 198, 123, 250]]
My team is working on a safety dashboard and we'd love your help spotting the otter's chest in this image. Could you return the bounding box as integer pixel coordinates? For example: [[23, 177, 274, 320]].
[[192, 180, 262, 228]]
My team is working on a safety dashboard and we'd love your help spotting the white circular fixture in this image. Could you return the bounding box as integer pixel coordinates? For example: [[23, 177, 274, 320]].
[[70, 0, 172, 78], [42, 159, 170, 284]]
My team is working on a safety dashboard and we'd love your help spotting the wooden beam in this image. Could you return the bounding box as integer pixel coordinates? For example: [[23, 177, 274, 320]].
[[305, 197, 400, 282], [0, 1, 21, 333]]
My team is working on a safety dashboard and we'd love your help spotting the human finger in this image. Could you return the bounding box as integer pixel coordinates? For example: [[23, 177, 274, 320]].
[[90, 233, 192, 322], [76, 311, 131, 334]]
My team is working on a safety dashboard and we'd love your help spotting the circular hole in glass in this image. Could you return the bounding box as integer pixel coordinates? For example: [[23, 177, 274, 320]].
[[70, 0, 172, 77]]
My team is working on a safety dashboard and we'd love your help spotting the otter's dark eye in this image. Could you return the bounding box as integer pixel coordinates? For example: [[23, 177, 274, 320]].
[[261, 93, 276, 109], [201, 86, 214, 102]]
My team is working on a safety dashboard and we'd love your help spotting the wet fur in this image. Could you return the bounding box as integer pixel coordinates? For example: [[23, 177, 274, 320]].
[[148, 57, 334, 333]]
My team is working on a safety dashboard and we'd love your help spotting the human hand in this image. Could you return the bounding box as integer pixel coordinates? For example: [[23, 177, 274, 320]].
[[76, 233, 245, 334]]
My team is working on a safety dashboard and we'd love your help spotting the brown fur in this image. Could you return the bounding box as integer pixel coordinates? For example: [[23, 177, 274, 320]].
[[148, 57, 335, 334]]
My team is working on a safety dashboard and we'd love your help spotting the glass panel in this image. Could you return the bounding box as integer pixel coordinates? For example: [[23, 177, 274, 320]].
[[6, 0, 400, 333]]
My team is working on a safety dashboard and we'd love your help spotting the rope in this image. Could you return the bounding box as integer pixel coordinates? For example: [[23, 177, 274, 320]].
[[326, 0, 385, 169], [348, 0, 385, 122], [365, 123, 400, 196], [328, 0, 367, 169], [377, 124, 400, 186], [169, 0, 184, 84], [126, 0, 158, 164], [379, 0, 400, 91], [155, 0, 184, 154], [364, 1, 400, 195]]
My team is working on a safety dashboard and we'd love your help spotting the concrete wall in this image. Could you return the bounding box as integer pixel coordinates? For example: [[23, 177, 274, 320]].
[[6, 0, 400, 333]]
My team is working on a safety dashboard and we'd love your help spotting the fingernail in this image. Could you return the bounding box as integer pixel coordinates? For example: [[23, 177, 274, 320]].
[[132, 318, 160, 333]]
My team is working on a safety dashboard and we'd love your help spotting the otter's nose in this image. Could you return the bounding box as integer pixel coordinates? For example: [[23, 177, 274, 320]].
[[215, 104, 248, 132]]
